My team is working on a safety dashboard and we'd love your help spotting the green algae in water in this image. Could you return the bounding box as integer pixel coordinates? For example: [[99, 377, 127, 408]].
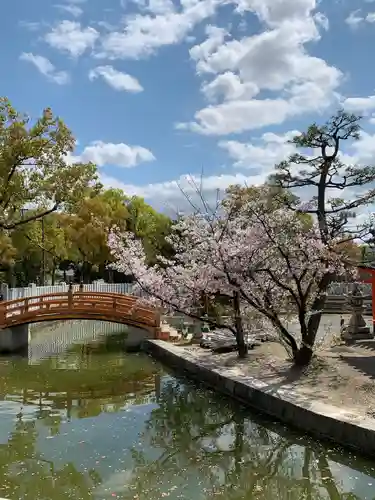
[[0, 323, 373, 499]]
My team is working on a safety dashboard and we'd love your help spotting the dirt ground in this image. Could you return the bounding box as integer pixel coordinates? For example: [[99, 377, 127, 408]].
[[182, 338, 375, 419]]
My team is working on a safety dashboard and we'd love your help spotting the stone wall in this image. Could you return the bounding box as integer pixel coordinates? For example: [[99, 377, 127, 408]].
[[0, 324, 30, 354]]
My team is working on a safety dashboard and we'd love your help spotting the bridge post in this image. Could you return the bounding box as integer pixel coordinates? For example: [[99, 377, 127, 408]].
[[154, 311, 161, 339], [0, 324, 30, 354], [0, 283, 8, 301], [68, 283, 73, 309], [0, 303, 5, 324]]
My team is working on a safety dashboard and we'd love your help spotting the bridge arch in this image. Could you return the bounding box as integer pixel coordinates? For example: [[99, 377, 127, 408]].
[[0, 291, 161, 337]]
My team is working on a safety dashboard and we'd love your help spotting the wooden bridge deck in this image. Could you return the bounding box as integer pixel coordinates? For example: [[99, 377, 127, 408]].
[[0, 291, 161, 336]]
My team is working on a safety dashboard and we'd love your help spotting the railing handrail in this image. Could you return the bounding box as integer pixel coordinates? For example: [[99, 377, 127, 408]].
[[0, 291, 148, 307], [0, 292, 160, 330]]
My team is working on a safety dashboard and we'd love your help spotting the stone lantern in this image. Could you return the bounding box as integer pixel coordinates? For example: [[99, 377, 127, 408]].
[[341, 283, 373, 341]]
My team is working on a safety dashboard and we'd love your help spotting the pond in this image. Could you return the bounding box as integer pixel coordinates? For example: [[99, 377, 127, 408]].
[[0, 323, 374, 499]]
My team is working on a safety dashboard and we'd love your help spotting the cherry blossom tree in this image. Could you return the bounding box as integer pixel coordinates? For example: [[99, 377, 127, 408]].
[[109, 187, 352, 365]]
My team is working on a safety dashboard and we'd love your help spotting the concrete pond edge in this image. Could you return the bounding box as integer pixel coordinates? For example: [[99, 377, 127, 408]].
[[144, 339, 375, 458]]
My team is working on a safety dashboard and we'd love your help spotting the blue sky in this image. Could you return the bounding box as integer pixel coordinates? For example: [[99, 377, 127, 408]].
[[3, 0, 375, 212]]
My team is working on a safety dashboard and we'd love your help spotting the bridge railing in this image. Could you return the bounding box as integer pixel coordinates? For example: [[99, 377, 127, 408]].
[[0, 291, 159, 330], [0, 282, 135, 301]]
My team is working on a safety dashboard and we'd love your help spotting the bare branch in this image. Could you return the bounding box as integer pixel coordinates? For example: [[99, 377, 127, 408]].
[[0, 204, 59, 230]]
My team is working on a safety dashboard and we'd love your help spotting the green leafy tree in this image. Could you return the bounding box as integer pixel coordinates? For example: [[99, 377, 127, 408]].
[[225, 184, 313, 229], [65, 191, 173, 282], [66, 188, 129, 282], [11, 212, 70, 284], [0, 232, 16, 268], [125, 196, 173, 265], [0, 97, 99, 230]]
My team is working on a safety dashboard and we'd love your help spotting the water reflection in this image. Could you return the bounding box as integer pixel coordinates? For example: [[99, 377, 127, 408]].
[[0, 331, 373, 499], [128, 378, 375, 500]]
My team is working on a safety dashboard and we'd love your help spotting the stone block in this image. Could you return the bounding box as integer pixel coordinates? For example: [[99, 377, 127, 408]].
[[0, 324, 30, 353]]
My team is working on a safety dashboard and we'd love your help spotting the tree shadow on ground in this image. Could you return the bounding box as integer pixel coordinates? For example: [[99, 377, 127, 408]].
[[339, 354, 375, 380], [258, 360, 346, 394], [337, 340, 375, 380], [352, 340, 375, 353], [191, 348, 346, 406]]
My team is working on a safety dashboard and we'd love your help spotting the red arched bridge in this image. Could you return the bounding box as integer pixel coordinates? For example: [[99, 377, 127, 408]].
[[0, 291, 162, 337]]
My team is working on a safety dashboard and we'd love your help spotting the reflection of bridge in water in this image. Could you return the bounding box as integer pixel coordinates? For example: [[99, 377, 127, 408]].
[[3, 375, 161, 420], [28, 319, 152, 363], [0, 333, 163, 420]]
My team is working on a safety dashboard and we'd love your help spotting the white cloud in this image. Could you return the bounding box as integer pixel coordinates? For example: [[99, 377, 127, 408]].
[[189, 25, 229, 72], [88, 65, 143, 92], [219, 130, 299, 172], [177, 98, 291, 135], [343, 95, 375, 113], [234, 0, 317, 26], [19, 52, 70, 85], [201, 72, 259, 102], [97, 131, 301, 211], [217, 129, 375, 221], [314, 12, 329, 31], [345, 10, 364, 28], [72, 141, 155, 168], [99, 126, 375, 214], [19, 21, 43, 31], [100, 171, 267, 213], [190, 31, 243, 75], [178, 78, 340, 135], [55, 4, 83, 17], [345, 9, 375, 27], [179, 0, 342, 135], [97, 0, 220, 60], [45, 20, 99, 57], [129, 0, 175, 15], [349, 131, 375, 160]]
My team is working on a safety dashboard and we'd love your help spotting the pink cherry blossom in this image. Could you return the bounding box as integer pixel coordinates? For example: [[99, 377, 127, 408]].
[[108, 188, 353, 365]]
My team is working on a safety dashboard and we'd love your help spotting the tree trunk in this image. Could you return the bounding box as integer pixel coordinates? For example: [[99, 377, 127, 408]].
[[51, 264, 56, 285], [233, 291, 247, 358], [317, 159, 330, 243], [291, 273, 333, 367], [302, 274, 332, 360], [317, 454, 343, 500], [301, 448, 313, 500], [293, 344, 314, 366], [154, 374, 161, 402], [237, 331, 247, 358], [86, 263, 93, 284], [233, 414, 244, 475], [82, 262, 92, 284], [108, 268, 114, 283]]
